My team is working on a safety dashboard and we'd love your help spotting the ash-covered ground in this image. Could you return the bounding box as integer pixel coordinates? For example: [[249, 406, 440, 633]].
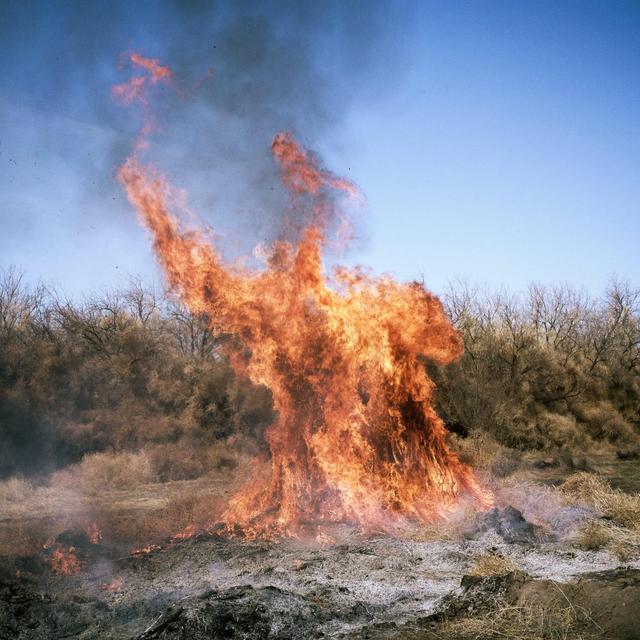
[[2, 502, 640, 640]]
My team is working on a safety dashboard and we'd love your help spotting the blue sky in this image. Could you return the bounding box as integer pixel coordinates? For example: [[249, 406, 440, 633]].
[[2, 1, 638, 297]]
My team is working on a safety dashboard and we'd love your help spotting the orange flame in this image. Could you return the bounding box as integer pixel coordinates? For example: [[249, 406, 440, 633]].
[[112, 52, 172, 105], [271, 132, 358, 198], [50, 546, 80, 576], [85, 521, 102, 545], [101, 576, 125, 592], [114, 54, 492, 539], [170, 523, 198, 543], [130, 544, 161, 556], [130, 53, 172, 83]]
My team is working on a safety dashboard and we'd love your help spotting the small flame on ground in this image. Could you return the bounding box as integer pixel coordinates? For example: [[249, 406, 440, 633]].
[[50, 546, 80, 576], [130, 544, 161, 556], [101, 576, 125, 592], [85, 522, 102, 545], [170, 523, 198, 543]]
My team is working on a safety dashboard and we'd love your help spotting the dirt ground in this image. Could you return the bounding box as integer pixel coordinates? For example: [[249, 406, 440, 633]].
[[2, 455, 640, 639], [2, 514, 640, 639]]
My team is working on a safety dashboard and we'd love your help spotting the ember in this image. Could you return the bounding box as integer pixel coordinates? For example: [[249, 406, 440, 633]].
[[114, 54, 493, 540]]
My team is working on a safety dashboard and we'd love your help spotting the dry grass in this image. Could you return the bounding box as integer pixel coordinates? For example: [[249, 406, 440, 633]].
[[0, 446, 253, 555], [93, 489, 231, 547], [467, 552, 517, 577], [407, 503, 485, 543], [0, 476, 61, 519], [0, 476, 236, 555], [561, 472, 640, 532], [438, 599, 600, 640], [453, 433, 522, 479], [577, 520, 640, 561], [50, 450, 157, 494], [559, 472, 640, 560]]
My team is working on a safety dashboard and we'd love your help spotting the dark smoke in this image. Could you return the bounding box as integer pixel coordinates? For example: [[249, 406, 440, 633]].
[[1, 0, 414, 263], [129, 1, 413, 257]]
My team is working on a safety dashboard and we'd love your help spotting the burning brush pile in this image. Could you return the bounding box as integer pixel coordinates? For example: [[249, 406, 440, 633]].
[[2, 53, 640, 640], [115, 52, 492, 540]]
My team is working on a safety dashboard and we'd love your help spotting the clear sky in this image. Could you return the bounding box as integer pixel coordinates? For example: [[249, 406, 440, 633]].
[[2, 1, 639, 297]]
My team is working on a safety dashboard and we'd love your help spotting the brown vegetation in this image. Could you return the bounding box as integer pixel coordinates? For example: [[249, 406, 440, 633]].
[[0, 266, 274, 480], [433, 281, 640, 460], [437, 601, 600, 640], [0, 267, 638, 553], [560, 472, 640, 559], [467, 552, 517, 577], [561, 472, 640, 532], [2, 268, 637, 484]]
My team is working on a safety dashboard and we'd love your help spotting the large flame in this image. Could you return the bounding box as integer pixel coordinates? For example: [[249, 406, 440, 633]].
[[115, 55, 492, 539]]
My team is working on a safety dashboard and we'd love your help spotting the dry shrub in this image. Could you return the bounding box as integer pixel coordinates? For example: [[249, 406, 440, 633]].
[[440, 599, 600, 640], [48, 440, 243, 493], [561, 472, 640, 532], [574, 401, 638, 444], [577, 520, 640, 561], [147, 440, 239, 482], [535, 411, 581, 449], [147, 442, 209, 482], [408, 502, 485, 542], [50, 450, 156, 494], [467, 552, 517, 577], [453, 433, 522, 479]]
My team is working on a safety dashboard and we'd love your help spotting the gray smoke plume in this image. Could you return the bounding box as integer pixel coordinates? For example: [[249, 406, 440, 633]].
[[1, 0, 414, 276]]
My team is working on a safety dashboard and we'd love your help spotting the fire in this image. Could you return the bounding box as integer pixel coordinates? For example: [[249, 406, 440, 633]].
[[101, 576, 125, 592], [114, 53, 493, 539], [85, 521, 102, 545], [130, 544, 161, 556], [129, 53, 172, 83], [112, 52, 172, 105], [170, 523, 198, 543], [50, 546, 80, 576], [271, 132, 358, 198]]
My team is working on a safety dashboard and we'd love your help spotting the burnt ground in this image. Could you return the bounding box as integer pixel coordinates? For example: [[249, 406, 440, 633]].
[[2, 514, 640, 640]]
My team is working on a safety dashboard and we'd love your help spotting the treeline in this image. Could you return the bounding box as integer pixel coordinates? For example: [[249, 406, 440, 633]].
[[0, 267, 274, 479], [434, 281, 640, 454], [1, 267, 638, 480]]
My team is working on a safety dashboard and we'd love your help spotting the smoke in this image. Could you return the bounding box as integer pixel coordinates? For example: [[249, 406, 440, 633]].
[[1, 0, 414, 282], [124, 1, 412, 259]]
